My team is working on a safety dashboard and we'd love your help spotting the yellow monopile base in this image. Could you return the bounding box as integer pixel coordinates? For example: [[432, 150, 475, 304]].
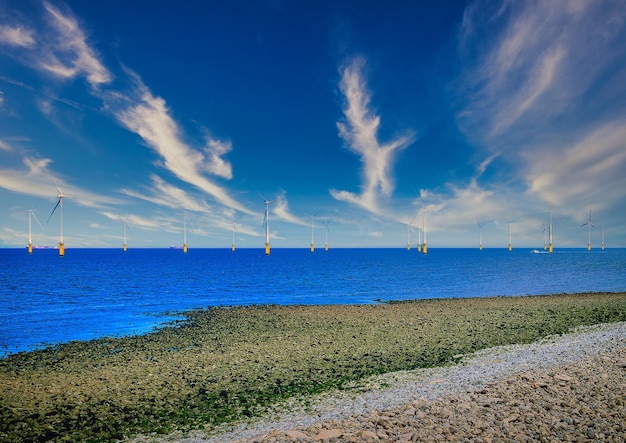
[[479, 244, 482, 251], [232, 243, 235, 252], [422, 243, 427, 254], [265, 243, 270, 255], [28, 243, 32, 254], [587, 243, 591, 251], [602, 244, 605, 251], [407, 244, 411, 251], [325, 244, 328, 251], [59, 242, 65, 257], [418, 244, 422, 252], [183, 243, 187, 253], [123, 243, 127, 252], [549, 243, 553, 253], [311, 243, 315, 253], [508, 244, 512, 251], [543, 245, 547, 250]]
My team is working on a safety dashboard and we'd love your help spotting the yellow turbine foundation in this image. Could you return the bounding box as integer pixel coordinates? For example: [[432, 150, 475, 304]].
[[232, 243, 235, 252], [543, 244, 547, 250], [407, 244, 411, 251], [479, 244, 482, 251], [123, 243, 127, 252], [422, 243, 427, 254], [183, 243, 187, 253], [602, 244, 605, 251], [265, 243, 270, 255], [587, 243, 591, 251], [59, 242, 65, 257], [325, 244, 328, 251], [28, 243, 32, 254], [311, 243, 315, 253], [549, 243, 553, 253], [418, 243, 422, 252], [508, 243, 512, 251]]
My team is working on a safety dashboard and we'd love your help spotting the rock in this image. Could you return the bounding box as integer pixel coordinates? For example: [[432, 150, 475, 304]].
[[315, 429, 343, 441], [284, 430, 311, 440], [356, 430, 378, 441], [553, 374, 572, 382]]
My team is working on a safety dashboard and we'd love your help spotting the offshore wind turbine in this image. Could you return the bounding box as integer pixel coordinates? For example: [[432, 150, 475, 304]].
[[542, 223, 547, 251], [406, 216, 416, 251], [47, 185, 71, 256], [422, 206, 428, 254], [309, 212, 319, 253], [231, 215, 239, 252], [601, 227, 605, 251], [416, 210, 422, 252], [259, 194, 274, 255], [122, 216, 130, 252], [27, 209, 44, 254], [475, 217, 483, 251], [508, 220, 513, 251], [324, 218, 332, 251], [183, 212, 188, 253], [579, 209, 596, 251], [547, 209, 554, 253]]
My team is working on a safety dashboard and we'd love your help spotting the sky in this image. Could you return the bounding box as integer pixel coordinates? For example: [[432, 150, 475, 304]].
[[1, 0, 625, 249]]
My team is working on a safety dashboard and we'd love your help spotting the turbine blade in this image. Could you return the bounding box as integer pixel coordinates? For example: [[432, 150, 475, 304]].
[[47, 199, 61, 223], [32, 211, 45, 230]]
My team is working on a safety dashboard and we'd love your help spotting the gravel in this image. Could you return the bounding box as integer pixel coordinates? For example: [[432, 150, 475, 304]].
[[141, 321, 626, 442]]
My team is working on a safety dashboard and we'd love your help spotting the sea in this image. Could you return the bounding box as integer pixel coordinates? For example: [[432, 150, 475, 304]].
[[1, 247, 625, 357]]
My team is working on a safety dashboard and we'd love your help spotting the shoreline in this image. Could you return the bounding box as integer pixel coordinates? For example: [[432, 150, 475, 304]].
[[1, 292, 625, 442]]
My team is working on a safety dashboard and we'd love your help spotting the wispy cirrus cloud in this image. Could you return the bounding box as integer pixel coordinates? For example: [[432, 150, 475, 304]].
[[120, 174, 213, 213], [455, 0, 626, 228], [108, 69, 252, 214], [330, 57, 415, 215], [0, 25, 35, 47], [0, 154, 120, 208], [2, 2, 252, 218], [272, 191, 308, 226], [39, 1, 111, 87]]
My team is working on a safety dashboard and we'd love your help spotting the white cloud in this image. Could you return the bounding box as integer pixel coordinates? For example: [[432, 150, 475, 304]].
[[120, 174, 213, 213], [0, 25, 35, 47], [110, 70, 252, 215], [272, 191, 308, 226], [40, 1, 111, 87], [330, 57, 415, 214], [454, 0, 626, 239], [0, 155, 120, 208], [203, 137, 233, 179]]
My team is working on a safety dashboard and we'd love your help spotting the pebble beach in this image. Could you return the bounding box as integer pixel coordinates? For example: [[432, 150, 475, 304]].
[[154, 322, 626, 442]]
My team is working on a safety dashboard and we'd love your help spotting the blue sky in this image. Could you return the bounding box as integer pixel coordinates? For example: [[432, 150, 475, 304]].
[[1, 0, 625, 249]]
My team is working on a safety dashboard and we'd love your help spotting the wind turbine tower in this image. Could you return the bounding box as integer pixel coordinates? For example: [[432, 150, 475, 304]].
[[47, 185, 71, 256], [310, 213, 318, 253], [324, 218, 332, 251], [476, 217, 483, 251], [231, 216, 238, 252], [508, 220, 513, 251], [27, 209, 43, 254], [183, 212, 188, 253], [122, 216, 129, 252], [579, 210, 596, 251], [422, 207, 428, 254], [262, 198, 274, 255], [548, 210, 554, 253], [601, 227, 605, 251], [406, 216, 415, 251]]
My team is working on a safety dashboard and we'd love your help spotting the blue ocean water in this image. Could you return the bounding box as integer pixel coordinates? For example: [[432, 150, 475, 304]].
[[1, 247, 625, 356]]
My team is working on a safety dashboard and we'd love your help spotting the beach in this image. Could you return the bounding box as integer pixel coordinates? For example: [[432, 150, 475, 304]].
[[1, 292, 625, 442]]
